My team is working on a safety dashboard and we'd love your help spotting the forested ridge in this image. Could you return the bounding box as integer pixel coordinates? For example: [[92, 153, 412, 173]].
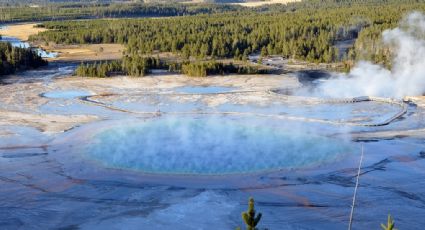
[[31, 0, 425, 69], [0, 0, 420, 23], [0, 2, 242, 23], [3, 0, 421, 77], [0, 41, 47, 76]]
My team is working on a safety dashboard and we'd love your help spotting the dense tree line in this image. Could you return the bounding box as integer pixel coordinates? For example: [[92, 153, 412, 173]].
[[122, 55, 165, 77], [0, 41, 47, 76], [31, 12, 342, 62], [348, 23, 396, 68], [181, 61, 268, 77], [31, 1, 425, 65], [75, 58, 266, 77], [75, 57, 164, 77], [75, 60, 122, 78]]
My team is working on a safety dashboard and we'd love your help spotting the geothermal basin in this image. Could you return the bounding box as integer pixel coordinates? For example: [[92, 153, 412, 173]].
[[1, 62, 425, 230], [63, 116, 354, 175]]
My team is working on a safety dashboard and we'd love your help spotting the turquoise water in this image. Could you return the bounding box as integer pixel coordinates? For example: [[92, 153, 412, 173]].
[[42, 90, 92, 99], [86, 117, 353, 175]]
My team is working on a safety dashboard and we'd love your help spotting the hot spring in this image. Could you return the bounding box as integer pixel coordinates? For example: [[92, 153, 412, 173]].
[[41, 90, 92, 99], [83, 116, 354, 175]]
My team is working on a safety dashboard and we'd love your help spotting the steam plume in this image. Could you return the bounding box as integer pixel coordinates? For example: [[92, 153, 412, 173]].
[[316, 12, 425, 99]]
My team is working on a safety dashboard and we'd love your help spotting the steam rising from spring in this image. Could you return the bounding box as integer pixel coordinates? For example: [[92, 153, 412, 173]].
[[86, 117, 353, 175], [316, 12, 425, 99]]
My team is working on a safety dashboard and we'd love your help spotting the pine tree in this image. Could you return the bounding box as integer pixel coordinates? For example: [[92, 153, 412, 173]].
[[242, 198, 262, 230], [381, 215, 397, 230]]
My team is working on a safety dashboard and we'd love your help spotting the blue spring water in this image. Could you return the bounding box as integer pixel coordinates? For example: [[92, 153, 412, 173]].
[[86, 117, 354, 175], [42, 90, 92, 99]]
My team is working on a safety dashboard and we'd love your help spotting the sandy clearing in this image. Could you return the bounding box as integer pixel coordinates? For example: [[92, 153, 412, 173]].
[[181, 0, 300, 6], [180, 0, 204, 3], [0, 23, 47, 41], [0, 23, 124, 62], [232, 0, 301, 7], [42, 43, 124, 62]]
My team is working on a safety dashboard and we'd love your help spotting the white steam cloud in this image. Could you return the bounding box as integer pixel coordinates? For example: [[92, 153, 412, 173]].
[[316, 12, 425, 99], [86, 116, 353, 175]]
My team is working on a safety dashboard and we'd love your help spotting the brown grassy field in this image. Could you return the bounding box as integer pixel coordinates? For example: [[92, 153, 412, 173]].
[[0, 23, 124, 62], [0, 23, 47, 41], [42, 43, 124, 62], [233, 0, 301, 7], [181, 0, 300, 6]]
